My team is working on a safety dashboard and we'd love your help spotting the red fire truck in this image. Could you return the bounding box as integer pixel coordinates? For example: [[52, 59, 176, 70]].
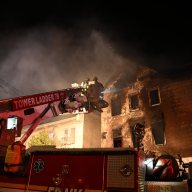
[[0, 79, 146, 192], [0, 79, 189, 192], [0, 147, 145, 192]]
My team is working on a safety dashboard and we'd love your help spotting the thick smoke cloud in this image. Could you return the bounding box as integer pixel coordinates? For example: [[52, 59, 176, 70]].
[[0, 24, 140, 99]]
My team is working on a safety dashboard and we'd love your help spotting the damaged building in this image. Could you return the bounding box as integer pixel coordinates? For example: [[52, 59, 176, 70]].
[[2, 65, 192, 161], [101, 66, 192, 158]]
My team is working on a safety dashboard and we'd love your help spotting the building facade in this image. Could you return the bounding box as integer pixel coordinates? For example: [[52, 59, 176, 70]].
[[21, 111, 102, 149], [101, 67, 192, 158]]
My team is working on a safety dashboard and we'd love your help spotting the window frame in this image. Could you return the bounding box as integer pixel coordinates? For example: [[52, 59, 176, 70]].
[[63, 128, 75, 145], [112, 128, 122, 148], [111, 97, 122, 116], [148, 87, 161, 107], [129, 93, 140, 111]]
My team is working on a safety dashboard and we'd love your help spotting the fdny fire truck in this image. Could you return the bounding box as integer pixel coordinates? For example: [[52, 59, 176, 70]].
[[0, 78, 189, 192], [0, 78, 145, 192]]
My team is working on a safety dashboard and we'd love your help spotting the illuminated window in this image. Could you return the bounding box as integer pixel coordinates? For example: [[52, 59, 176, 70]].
[[129, 94, 139, 110], [6, 116, 23, 137], [63, 129, 68, 143], [7, 117, 17, 129], [70, 128, 75, 144], [63, 128, 75, 145], [49, 131, 54, 140], [149, 87, 161, 106], [111, 97, 121, 116]]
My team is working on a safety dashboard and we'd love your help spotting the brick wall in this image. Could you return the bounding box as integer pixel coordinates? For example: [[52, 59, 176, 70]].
[[102, 70, 192, 158]]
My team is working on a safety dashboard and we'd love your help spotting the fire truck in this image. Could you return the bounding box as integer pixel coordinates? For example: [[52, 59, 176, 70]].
[[0, 79, 145, 192], [0, 79, 189, 192]]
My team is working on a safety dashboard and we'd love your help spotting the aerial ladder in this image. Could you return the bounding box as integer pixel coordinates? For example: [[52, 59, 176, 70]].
[[0, 78, 108, 145]]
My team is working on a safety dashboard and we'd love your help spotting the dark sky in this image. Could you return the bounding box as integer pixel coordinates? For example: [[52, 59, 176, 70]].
[[0, 1, 191, 98]]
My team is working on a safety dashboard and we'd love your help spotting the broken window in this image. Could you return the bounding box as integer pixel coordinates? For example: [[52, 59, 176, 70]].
[[131, 122, 145, 149], [111, 97, 121, 116], [112, 129, 122, 147], [129, 94, 139, 110], [149, 87, 161, 106], [151, 113, 166, 145], [113, 138, 122, 148]]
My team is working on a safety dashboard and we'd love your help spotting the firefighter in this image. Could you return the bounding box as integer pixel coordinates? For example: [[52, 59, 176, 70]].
[[87, 76, 105, 112]]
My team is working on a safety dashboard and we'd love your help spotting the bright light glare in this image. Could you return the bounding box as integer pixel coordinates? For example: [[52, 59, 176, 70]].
[[144, 158, 154, 165]]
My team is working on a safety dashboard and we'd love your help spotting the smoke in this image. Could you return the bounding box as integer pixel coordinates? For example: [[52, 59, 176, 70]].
[[0, 24, 141, 99]]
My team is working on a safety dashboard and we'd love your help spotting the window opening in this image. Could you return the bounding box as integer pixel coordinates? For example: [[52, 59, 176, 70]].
[[113, 129, 122, 147], [129, 94, 139, 110], [149, 88, 161, 106], [111, 97, 121, 116]]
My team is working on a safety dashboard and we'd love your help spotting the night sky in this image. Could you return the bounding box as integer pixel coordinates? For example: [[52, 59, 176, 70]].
[[0, 1, 191, 99]]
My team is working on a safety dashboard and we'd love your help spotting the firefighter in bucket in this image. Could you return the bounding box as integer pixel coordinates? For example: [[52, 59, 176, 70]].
[[87, 76, 108, 112], [58, 77, 108, 113]]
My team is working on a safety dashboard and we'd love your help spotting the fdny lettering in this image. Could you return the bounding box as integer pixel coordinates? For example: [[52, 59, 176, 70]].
[[12, 91, 65, 110], [48, 187, 84, 192]]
